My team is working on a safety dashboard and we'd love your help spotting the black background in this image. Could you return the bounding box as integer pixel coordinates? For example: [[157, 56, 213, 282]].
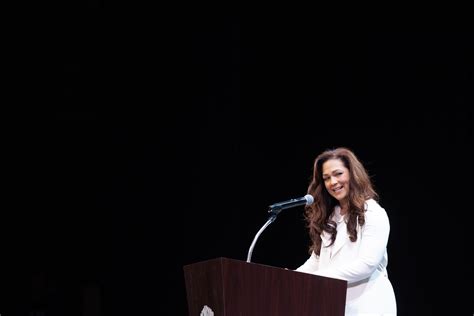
[[2, 11, 473, 316]]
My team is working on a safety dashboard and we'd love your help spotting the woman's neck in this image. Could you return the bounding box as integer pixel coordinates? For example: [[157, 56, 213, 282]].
[[339, 201, 349, 215]]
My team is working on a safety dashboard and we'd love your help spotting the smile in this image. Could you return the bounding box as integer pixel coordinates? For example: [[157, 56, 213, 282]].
[[332, 186, 343, 192]]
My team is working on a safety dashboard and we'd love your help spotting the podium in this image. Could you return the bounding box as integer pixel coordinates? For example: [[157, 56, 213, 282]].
[[183, 257, 347, 315]]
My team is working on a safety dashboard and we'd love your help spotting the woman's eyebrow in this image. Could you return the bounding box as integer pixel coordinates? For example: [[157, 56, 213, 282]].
[[323, 169, 343, 177]]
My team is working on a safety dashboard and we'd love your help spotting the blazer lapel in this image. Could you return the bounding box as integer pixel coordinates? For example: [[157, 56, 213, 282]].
[[321, 230, 332, 247], [320, 209, 353, 264], [319, 231, 332, 268], [330, 223, 349, 258]]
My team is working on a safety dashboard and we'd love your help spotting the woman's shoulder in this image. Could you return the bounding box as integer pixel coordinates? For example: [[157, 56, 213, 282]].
[[361, 199, 390, 232], [364, 199, 389, 218], [364, 198, 381, 209]]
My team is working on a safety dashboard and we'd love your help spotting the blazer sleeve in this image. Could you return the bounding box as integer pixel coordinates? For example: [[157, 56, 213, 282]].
[[295, 251, 320, 273], [314, 202, 390, 284]]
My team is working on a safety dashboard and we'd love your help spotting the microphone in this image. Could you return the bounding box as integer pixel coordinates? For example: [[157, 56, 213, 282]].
[[268, 194, 314, 215], [247, 194, 315, 263]]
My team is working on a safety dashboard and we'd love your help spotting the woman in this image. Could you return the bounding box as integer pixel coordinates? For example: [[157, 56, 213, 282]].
[[296, 147, 397, 315]]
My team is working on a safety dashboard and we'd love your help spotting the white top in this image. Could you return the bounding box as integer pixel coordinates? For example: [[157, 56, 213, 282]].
[[296, 199, 397, 315]]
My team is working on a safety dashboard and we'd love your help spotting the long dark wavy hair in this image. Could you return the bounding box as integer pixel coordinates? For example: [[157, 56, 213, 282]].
[[304, 147, 378, 255]]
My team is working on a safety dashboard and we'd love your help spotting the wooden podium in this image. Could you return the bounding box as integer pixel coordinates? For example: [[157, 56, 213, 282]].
[[183, 257, 347, 315]]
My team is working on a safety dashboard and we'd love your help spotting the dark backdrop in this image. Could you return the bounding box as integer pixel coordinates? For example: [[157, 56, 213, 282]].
[[3, 13, 472, 316]]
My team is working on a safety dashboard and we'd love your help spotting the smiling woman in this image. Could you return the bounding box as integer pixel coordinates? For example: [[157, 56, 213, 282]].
[[296, 147, 397, 315], [322, 159, 352, 214]]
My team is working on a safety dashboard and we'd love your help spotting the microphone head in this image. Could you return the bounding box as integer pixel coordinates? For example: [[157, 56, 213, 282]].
[[304, 194, 314, 205]]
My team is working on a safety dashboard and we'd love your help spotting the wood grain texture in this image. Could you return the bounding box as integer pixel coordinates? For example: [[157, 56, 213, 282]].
[[184, 257, 347, 316]]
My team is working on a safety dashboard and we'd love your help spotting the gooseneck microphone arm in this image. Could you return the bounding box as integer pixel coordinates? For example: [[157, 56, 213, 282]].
[[246, 214, 276, 263], [246, 194, 314, 263]]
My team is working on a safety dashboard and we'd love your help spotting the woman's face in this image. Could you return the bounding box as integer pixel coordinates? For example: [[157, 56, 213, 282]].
[[322, 158, 350, 202]]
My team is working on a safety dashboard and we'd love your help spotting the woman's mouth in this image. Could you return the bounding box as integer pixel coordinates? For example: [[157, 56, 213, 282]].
[[332, 186, 343, 193]]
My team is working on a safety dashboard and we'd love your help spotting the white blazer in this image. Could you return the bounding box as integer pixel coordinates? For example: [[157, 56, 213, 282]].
[[296, 199, 397, 315]]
